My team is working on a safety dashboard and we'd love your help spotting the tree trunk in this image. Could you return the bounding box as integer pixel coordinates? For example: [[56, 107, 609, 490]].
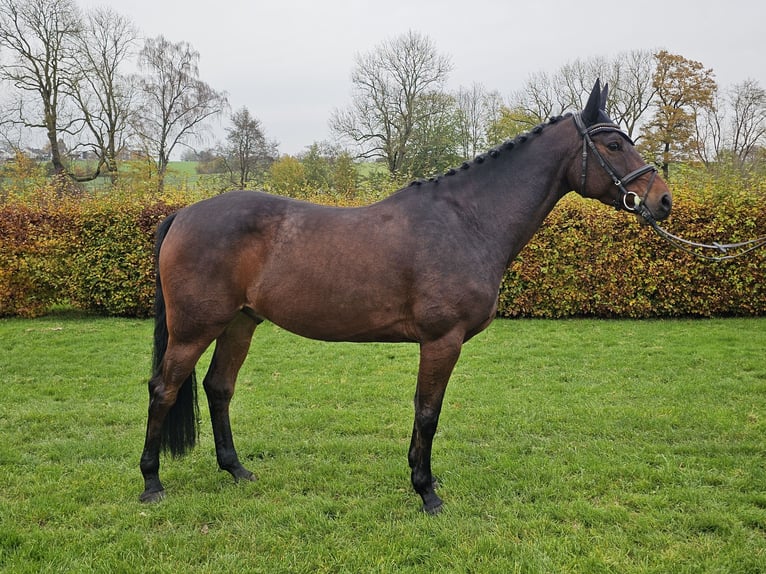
[[46, 117, 66, 175], [662, 141, 671, 181]]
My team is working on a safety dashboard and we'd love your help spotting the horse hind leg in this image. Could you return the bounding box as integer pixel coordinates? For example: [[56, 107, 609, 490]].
[[203, 312, 259, 483], [140, 341, 208, 503]]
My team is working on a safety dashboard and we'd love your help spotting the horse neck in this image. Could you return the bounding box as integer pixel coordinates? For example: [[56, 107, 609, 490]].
[[446, 127, 576, 266]]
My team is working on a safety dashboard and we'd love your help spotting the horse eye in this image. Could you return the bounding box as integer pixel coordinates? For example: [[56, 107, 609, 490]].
[[607, 141, 621, 152]]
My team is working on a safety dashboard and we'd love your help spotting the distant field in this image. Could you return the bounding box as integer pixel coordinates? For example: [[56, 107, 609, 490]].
[[165, 161, 200, 177], [73, 159, 388, 192], [1, 315, 765, 572], [64, 160, 206, 193], [355, 160, 388, 177]]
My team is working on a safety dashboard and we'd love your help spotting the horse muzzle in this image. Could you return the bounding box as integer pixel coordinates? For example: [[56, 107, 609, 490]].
[[633, 192, 672, 225], [618, 166, 672, 224]]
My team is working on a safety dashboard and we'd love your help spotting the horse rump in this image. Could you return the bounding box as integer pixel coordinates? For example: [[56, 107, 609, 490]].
[[150, 212, 199, 457]]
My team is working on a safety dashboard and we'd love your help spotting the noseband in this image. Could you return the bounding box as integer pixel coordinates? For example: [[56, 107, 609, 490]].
[[573, 113, 657, 214]]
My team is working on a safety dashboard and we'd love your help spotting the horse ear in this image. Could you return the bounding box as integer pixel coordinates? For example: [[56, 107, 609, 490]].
[[582, 79, 602, 126], [600, 83, 609, 111]]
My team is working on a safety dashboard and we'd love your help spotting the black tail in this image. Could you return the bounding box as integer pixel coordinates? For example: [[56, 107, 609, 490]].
[[151, 212, 199, 457]]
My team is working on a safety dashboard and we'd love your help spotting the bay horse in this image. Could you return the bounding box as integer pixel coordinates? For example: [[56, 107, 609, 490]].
[[139, 80, 672, 514]]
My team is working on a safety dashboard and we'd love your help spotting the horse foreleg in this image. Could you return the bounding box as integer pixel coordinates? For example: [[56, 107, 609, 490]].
[[408, 335, 462, 514], [203, 312, 259, 483]]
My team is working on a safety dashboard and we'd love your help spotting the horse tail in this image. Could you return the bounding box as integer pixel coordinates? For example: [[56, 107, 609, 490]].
[[151, 212, 199, 458]]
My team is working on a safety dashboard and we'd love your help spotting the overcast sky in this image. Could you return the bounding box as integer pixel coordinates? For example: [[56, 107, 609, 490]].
[[79, 0, 765, 156]]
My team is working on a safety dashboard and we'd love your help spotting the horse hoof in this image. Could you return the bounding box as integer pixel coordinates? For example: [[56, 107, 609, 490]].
[[139, 489, 166, 503], [421, 492, 444, 515], [229, 467, 257, 483], [422, 501, 444, 515]]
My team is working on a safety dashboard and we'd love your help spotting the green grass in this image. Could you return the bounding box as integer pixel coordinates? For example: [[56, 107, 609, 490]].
[[1, 314, 765, 572]]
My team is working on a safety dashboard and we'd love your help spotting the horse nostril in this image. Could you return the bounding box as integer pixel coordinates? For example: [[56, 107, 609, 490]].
[[660, 193, 672, 214]]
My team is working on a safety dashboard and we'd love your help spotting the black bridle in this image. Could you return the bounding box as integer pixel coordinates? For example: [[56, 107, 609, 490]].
[[573, 113, 657, 214], [574, 113, 766, 262]]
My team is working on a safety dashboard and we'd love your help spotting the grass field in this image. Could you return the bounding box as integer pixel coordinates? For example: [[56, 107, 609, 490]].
[[1, 314, 765, 572]]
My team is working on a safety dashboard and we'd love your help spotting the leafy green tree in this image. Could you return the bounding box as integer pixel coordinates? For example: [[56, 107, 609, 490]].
[[486, 106, 541, 145], [299, 143, 359, 197], [301, 142, 334, 191], [332, 152, 358, 198], [640, 50, 717, 180], [401, 91, 461, 177], [267, 155, 306, 197]]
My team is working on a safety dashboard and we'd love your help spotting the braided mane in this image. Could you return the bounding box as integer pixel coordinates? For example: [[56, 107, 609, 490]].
[[409, 113, 572, 187]]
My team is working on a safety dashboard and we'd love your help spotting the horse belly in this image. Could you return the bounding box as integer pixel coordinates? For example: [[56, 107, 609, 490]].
[[248, 260, 414, 343]]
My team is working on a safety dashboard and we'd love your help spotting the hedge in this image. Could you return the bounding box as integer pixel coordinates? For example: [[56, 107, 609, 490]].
[[0, 201, 74, 317], [0, 192, 184, 318], [499, 188, 766, 318], [66, 197, 185, 317], [1, 184, 764, 318]]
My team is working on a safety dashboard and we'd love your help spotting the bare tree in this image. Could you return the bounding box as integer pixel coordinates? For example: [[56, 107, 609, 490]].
[[134, 35, 228, 191], [0, 91, 19, 148], [331, 30, 452, 176], [508, 50, 656, 141], [728, 79, 766, 167], [69, 6, 138, 183], [507, 71, 560, 125], [0, 0, 81, 176], [693, 91, 725, 166], [224, 106, 277, 188], [607, 50, 656, 140], [559, 56, 610, 110], [455, 83, 502, 158]]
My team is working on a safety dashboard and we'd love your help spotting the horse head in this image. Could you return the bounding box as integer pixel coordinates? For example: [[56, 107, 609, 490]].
[[569, 79, 672, 223]]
